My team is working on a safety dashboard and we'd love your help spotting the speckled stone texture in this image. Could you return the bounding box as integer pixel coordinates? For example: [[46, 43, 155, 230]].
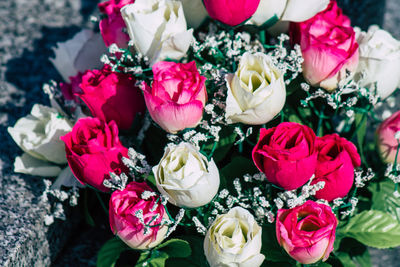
[[0, 0, 400, 266]]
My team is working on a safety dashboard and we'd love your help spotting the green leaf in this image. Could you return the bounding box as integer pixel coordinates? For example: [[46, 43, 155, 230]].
[[371, 180, 400, 222], [202, 127, 237, 163], [97, 237, 130, 267], [221, 156, 258, 180], [354, 113, 367, 157], [136, 251, 169, 267], [260, 224, 295, 263], [165, 236, 207, 267], [335, 252, 356, 267], [156, 239, 191, 258], [338, 210, 400, 248]]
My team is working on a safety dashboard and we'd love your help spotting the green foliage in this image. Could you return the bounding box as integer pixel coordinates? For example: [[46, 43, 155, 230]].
[[97, 237, 130, 267], [260, 224, 295, 265], [338, 210, 400, 249], [371, 180, 400, 222], [165, 236, 207, 267], [202, 126, 237, 163]]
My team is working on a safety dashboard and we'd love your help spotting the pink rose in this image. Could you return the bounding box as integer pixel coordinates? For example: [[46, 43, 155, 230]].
[[143, 61, 207, 133], [60, 72, 84, 103], [203, 0, 260, 26], [60, 117, 128, 192], [77, 65, 145, 130], [252, 122, 318, 190], [109, 182, 168, 250], [99, 14, 131, 48], [98, 0, 134, 47], [311, 134, 361, 201], [290, 1, 359, 91], [276, 201, 337, 264], [377, 111, 400, 163]]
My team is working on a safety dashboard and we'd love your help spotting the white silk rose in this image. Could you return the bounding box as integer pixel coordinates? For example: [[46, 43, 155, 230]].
[[8, 104, 73, 176], [204, 207, 265, 267], [355, 25, 400, 99], [250, 0, 329, 27], [121, 0, 194, 66], [179, 0, 208, 29], [50, 29, 106, 82], [153, 142, 220, 208], [225, 52, 286, 125]]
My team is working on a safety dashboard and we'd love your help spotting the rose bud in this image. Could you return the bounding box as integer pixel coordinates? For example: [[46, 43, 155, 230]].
[[8, 104, 72, 177], [153, 142, 220, 208], [311, 134, 361, 201], [60, 117, 128, 192], [377, 110, 400, 164], [77, 65, 145, 130], [276, 201, 337, 264], [355, 25, 400, 99], [252, 122, 318, 190], [143, 61, 207, 134], [250, 0, 329, 27], [203, 0, 260, 27], [225, 52, 286, 125], [204, 207, 265, 267], [109, 182, 168, 250], [290, 1, 359, 91], [121, 0, 194, 65], [98, 0, 134, 48]]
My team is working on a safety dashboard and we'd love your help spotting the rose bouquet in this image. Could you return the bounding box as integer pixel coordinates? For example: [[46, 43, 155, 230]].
[[8, 0, 400, 266]]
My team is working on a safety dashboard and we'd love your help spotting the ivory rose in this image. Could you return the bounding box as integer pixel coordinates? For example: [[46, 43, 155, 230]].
[[225, 52, 286, 125], [252, 122, 317, 190], [109, 182, 168, 250], [250, 0, 329, 27], [143, 61, 207, 133], [153, 142, 220, 208], [276, 201, 337, 264], [60, 117, 128, 192], [203, 0, 260, 27], [204, 207, 265, 267], [290, 1, 359, 91], [312, 134, 361, 201], [8, 104, 72, 176], [77, 65, 145, 130], [377, 111, 400, 164], [121, 0, 194, 65], [356, 25, 400, 99]]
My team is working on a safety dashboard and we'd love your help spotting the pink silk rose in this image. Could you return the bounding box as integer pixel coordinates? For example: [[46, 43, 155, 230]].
[[98, 0, 134, 47], [77, 65, 145, 130], [109, 181, 168, 250], [203, 0, 260, 26], [377, 111, 400, 164], [276, 201, 337, 264], [290, 1, 359, 91], [60, 117, 128, 192], [252, 122, 318, 190], [311, 134, 361, 201], [143, 61, 207, 134], [60, 72, 84, 103]]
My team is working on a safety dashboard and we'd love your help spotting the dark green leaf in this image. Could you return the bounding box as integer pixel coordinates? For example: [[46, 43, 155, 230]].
[[157, 239, 191, 258], [338, 210, 400, 248], [335, 252, 356, 267], [202, 127, 237, 163], [165, 236, 207, 267], [97, 237, 129, 267], [136, 251, 169, 267], [261, 224, 295, 263], [221, 156, 258, 180]]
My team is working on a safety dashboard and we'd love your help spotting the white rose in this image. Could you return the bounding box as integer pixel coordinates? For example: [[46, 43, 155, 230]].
[[250, 0, 329, 27], [50, 29, 106, 82], [179, 0, 208, 29], [355, 25, 400, 99], [225, 52, 286, 125], [121, 0, 194, 66], [8, 104, 72, 166], [153, 142, 220, 208], [204, 207, 265, 267]]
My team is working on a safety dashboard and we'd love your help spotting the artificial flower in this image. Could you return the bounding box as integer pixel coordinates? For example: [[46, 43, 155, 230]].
[[377, 110, 400, 164]]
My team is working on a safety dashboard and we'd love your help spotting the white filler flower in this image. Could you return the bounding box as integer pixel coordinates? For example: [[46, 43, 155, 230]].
[[153, 142, 220, 208], [121, 0, 194, 66], [204, 207, 265, 267], [356, 25, 400, 99], [225, 52, 286, 125], [8, 104, 72, 176]]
